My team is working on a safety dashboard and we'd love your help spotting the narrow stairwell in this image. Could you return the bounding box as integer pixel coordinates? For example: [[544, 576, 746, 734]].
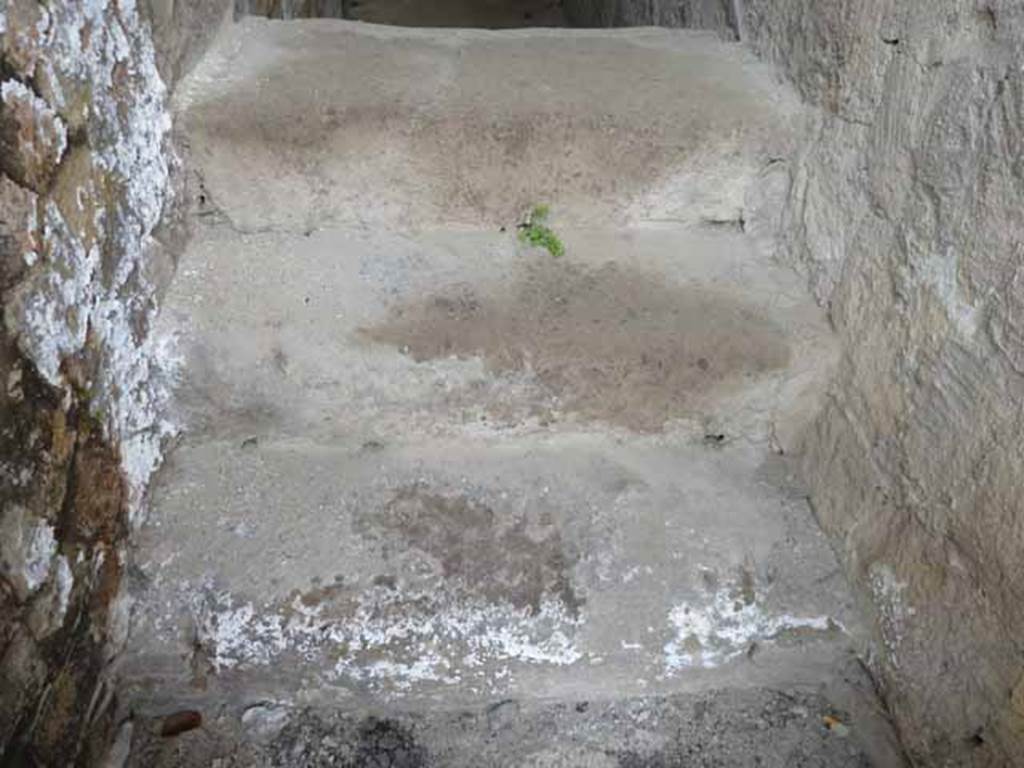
[[119, 17, 906, 767]]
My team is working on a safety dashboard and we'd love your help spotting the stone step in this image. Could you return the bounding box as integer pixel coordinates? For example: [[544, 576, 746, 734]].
[[123, 681, 907, 767], [155, 225, 836, 449], [123, 432, 861, 706], [174, 18, 801, 233], [117, 14, 903, 768], [122, 217, 849, 717]]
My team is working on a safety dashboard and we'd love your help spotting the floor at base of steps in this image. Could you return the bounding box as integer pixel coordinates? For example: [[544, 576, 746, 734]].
[[121, 667, 906, 768]]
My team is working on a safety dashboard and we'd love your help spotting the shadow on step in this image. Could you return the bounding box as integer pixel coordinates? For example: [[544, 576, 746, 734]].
[[234, 0, 569, 29]]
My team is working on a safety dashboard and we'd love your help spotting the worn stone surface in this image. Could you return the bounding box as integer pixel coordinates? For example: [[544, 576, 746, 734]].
[[363, 258, 793, 432], [116, 17, 907, 768], [124, 677, 905, 767], [172, 19, 798, 233]]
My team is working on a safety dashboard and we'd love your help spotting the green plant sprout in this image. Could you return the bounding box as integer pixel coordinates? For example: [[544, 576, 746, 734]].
[[517, 204, 565, 258]]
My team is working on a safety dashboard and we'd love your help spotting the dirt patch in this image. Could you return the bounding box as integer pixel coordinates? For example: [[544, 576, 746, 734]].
[[268, 715, 426, 768], [363, 259, 791, 431], [368, 486, 581, 617]]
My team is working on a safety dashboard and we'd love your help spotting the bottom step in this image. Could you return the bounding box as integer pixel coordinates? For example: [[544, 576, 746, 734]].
[[122, 664, 905, 767]]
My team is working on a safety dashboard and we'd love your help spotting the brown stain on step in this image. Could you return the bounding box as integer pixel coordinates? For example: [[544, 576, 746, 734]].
[[362, 258, 791, 431], [360, 486, 582, 618]]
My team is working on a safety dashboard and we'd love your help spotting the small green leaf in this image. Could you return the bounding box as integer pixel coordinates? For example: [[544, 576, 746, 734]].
[[517, 204, 564, 257]]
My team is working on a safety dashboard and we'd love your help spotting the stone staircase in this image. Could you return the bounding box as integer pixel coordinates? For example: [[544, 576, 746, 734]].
[[118, 17, 905, 767]]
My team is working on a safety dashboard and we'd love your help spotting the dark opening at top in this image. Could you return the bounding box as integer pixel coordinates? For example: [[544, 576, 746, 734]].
[[235, 0, 569, 28], [348, 0, 567, 28], [234, 1, 742, 37]]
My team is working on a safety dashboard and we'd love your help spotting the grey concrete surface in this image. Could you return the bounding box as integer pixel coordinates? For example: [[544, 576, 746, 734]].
[[119, 18, 903, 766]]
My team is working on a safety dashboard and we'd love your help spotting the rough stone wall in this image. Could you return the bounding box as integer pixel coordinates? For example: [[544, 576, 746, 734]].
[[563, 0, 740, 37], [0, 2, 228, 764], [149, 0, 234, 89], [736, 2, 1024, 766]]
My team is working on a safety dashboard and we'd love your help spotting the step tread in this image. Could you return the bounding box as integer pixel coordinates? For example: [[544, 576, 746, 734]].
[[123, 681, 906, 768], [125, 430, 861, 705], [156, 226, 836, 446], [175, 18, 802, 231]]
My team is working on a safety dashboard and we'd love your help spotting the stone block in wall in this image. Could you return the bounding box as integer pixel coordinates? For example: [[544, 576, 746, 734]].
[[0, 80, 67, 192], [0, 505, 58, 603], [0, 174, 38, 293], [0, 0, 179, 762], [0, 625, 48, 748], [0, 0, 48, 80]]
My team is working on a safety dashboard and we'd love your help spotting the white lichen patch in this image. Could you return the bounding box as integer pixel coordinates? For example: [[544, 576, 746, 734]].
[[903, 245, 981, 341], [0, 508, 60, 602], [868, 563, 914, 671], [23, 521, 58, 595], [0, 79, 68, 181], [191, 585, 583, 693], [198, 596, 288, 669], [663, 585, 835, 672], [13, 201, 100, 383], [7, 1, 178, 521], [53, 555, 74, 627]]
